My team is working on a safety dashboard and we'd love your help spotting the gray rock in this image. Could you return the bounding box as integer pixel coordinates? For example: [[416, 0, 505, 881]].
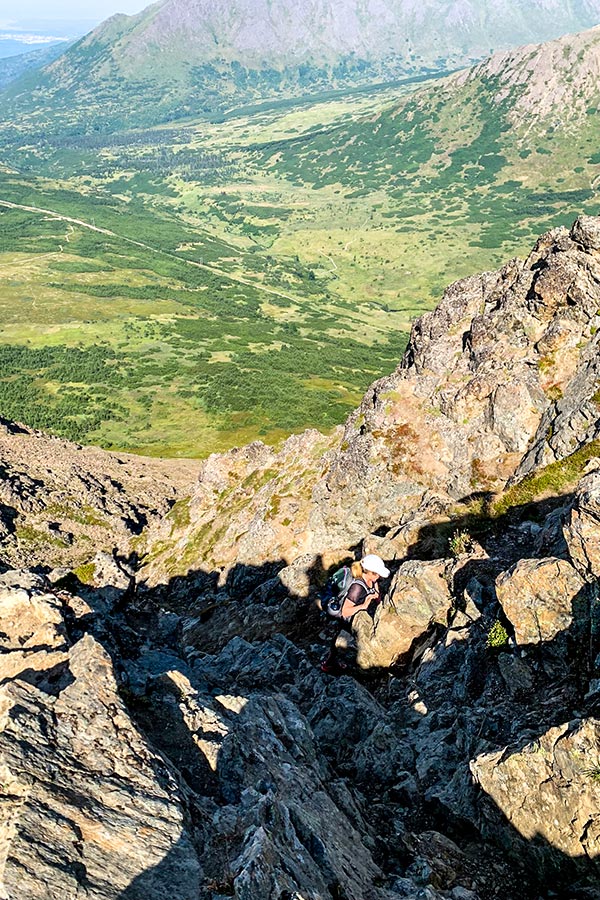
[[571, 214, 600, 251], [497, 652, 535, 697], [0, 634, 202, 900], [451, 888, 480, 900]]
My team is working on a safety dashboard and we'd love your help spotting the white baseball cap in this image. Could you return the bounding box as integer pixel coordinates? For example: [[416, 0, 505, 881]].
[[361, 554, 390, 578]]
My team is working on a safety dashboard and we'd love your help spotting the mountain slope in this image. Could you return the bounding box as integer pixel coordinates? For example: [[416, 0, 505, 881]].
[[0, 41, 73, 90], [140, 216, 600, 585], [261, 25, 600, 250], [5, 0, 600, 128]]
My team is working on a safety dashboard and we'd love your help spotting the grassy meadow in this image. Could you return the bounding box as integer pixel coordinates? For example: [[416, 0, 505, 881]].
[[0, 71, 598, 456]]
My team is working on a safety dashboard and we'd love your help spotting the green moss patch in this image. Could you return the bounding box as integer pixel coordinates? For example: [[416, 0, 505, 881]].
[[492, 439, 600, 517]]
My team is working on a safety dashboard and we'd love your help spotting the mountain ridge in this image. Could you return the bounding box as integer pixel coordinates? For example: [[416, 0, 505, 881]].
[[6, 0, 600, 128], [453, 22, 600, 128]]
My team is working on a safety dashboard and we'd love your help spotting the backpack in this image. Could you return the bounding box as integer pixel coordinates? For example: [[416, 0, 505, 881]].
[[321, 566, 355, 618]]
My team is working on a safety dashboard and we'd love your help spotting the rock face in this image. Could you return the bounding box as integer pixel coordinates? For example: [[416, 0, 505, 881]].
[[454, 25, 600, 129], [4, 218, 600, 899], [0, 587, 202, 900], [144, 216, 600, 585], [315, 217, 600, 550], [564, 467, 600, 579], [0, 418, 200, 570]]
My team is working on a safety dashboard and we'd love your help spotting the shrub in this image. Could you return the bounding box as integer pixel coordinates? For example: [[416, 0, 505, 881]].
[[448, 528, 473, 557], [486, 619, 509, 649]]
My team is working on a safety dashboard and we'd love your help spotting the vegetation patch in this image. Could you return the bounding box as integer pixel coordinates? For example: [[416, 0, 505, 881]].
[[486, 619, 509, 649], [73, 562, 97, 585], [491, 440, 600, 517], [448, 528, 474, 557]]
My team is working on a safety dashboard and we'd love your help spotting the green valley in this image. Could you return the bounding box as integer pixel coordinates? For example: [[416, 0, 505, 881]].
[[1, 27, 599, 456]]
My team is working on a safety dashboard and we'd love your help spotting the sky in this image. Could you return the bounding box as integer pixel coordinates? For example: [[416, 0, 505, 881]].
[[0, 0, 150, 30], [0, 0, 151, 52]]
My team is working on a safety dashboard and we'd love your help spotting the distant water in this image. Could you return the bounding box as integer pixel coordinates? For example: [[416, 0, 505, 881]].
[[0, 18, 95, 58]]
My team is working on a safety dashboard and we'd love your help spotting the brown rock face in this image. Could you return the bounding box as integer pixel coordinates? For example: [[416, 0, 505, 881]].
[[471, 718, 600, 866], [354, 559, 452, 669], [0, 585, 69, 683], [316, 216, 600, 551], [495, 557, 586, 645]]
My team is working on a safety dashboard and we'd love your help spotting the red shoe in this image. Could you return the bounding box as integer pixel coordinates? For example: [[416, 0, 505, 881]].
[[320, 658, 348, 675]]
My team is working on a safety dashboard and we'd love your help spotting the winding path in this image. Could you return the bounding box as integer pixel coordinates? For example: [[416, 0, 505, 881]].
[[0, 198, 306, 307]]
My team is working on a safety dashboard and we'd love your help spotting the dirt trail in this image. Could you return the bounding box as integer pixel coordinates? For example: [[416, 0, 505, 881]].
[[0, 198, 305, 307]]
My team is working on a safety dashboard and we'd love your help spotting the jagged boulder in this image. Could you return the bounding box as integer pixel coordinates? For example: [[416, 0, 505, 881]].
[[495, 557, 586, 644], [212, 693, 391, 900], [0, 633, 202, 900], [471, 718, 600, 877], [354, 559, 452, 669], [564, 467, 600, 579]]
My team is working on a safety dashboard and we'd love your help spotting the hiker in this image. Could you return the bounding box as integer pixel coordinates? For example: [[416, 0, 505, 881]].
[[320, 554, 390, 674]]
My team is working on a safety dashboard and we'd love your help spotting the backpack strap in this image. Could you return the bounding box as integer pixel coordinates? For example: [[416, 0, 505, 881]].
[[339, 577, 370, 619]]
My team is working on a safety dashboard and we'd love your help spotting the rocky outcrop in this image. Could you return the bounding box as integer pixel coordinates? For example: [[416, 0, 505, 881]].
[[4, 218, 600, 899], [316, 217, 600, 550], [564, 467, 600, 579], [456, 25, 600, 130], [141, 429, 339, 586], [142, 217, 600, 586], [0, 585, 202, 900]]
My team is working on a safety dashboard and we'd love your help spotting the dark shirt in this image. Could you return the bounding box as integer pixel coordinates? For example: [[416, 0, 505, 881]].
[[345, 579, 370, 609], [343, 578, 381, 620]]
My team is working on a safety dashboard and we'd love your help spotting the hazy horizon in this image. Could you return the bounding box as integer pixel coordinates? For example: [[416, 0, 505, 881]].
[[0, 0, 149, 30], [0, 0, 150, 54]]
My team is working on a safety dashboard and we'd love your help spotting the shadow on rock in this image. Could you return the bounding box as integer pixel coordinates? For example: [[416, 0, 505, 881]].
[[3, 511, 600, 900]]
